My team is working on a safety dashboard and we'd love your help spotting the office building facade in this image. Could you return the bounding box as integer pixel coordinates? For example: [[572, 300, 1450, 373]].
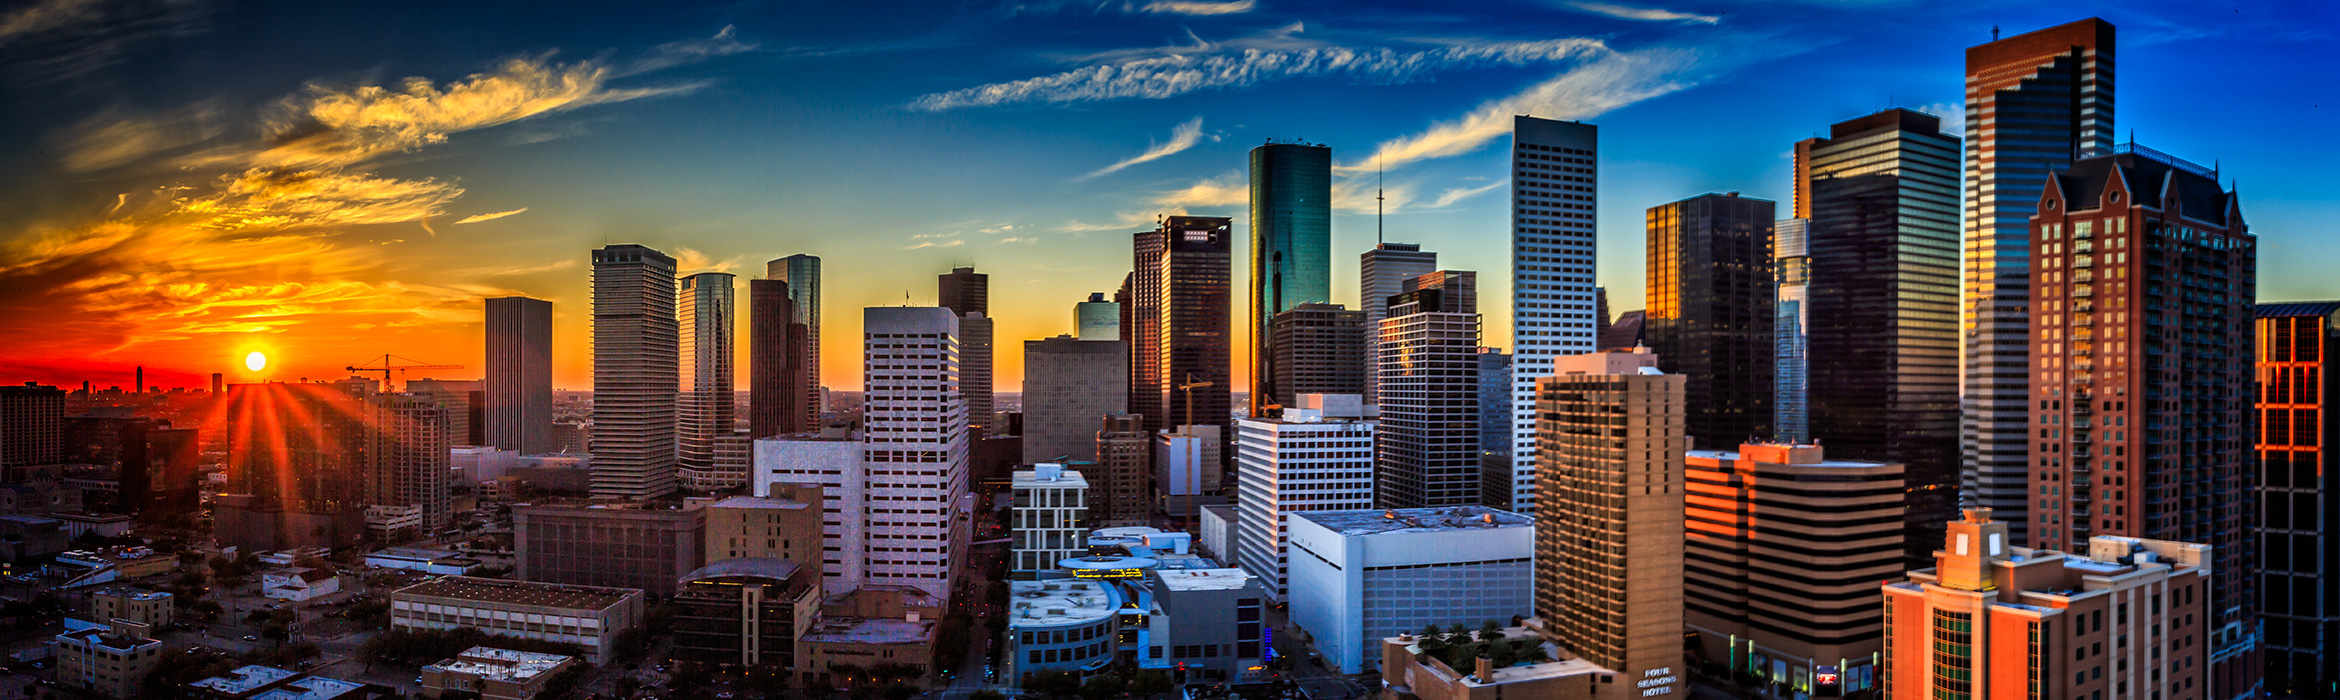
[[1267, 303, 1368, 409], [770, 255, 823, 424], [673, 558, 821, 669], [679, 272, 736, 490], [1022, 336, 1129, 465], [484, 297, 553, 455], [1130, 217, 1233, 436], [1361, 243, 1438, 404], [1234, 396, 1375, 601], [1644, 192, 1775, 448], [1963, 17, 2117, 549], [390, 577, 645, 664], [1532, 348, 1684, 696], [1795, 108, 1962, 563], [1076, 292, 1119, 341], [1093, 414, 1151, 528], [0, 383, 64, 468], [513, 504, 705, 596], [1773, 219, 1810, 444], [749, 278, 810, 438], [372, 394, 452, 530], [1508, 117, 1601, 513], [2254, 301, 2340, 694], [590, 244, 680, 499], [859, 306, 970, 601], [1011, 464, 1089, 576], [1475, 348, 1513, 509], [1375, 279, 1482, 508], [703, 487, 825, 563], [1250, 142, 1333, 416], [1286, 507, 1534, 675]]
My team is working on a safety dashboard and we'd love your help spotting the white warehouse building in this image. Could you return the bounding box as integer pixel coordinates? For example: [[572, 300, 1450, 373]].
[[1285, 506, 1535, 674]]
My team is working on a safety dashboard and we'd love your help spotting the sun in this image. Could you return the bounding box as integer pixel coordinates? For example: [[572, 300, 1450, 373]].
[[245, 351, 268, 372]]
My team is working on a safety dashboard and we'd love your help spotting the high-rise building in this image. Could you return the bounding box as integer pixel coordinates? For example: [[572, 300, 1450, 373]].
[[1021, 336, 1128, 465], [1131, 217, 1232, 436], [1792, 109, 1963, 565], [1644, 192, 1775, 448], [1234, 394, 1374, 601], [1508, 117, 1600, 513], [859, 306, 969, 601], [590, 244, 680, 499], [2028, 146, 2258, 696], [220, 381, 373, 546], [1155, 424, 1224, 521], [1011, 463, 1089, 576], [1475, 348, 1513, 509], [1374, 275, 1481, 509], [1249, 143, 1333, 417], [702, 483, 824, 563], [1962, 17, 2116, 548], [1076, 292, 1119, 341], [1093, 414, 1150, 527], [404, 379, 482, 447], [1684, 443, 1901, 695], [678, 272, 736, 491], [484, 296, 553, 455], [748, 278, 809, 438], [0, 383, 65, 468], [370, 394, 453, 530], [937, 266, 988, 317], [1530, 348, 1683, 696], [1881, 510, 2211, 700], [2254, 301, 2340, 695], [1773, 218, 1810, 444], [938, 267, 994, 432], [1600, 310, 1645, 350], [769, 255, 823, 424], [1360, 243, 1438, 404], [1266, 303, 1367, 409]]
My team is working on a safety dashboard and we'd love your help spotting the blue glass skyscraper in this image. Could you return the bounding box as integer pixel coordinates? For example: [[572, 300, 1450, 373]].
[[1249, 142, 1331, 415]]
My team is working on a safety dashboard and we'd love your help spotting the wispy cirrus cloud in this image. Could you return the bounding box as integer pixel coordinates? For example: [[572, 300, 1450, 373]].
[[1427, 178, 1508, 208], [453, 208, 529, 224], [1081, 117, 1219, 180], [1152, 170, 1247, 210], [911, 28, 1609, 110], [0, 0, 213, 84], [1564, 1, 1719, 25], [1352, 45, 1700, 172], [1136, 0, 1254, 15], [627, 25, 760, 75], [674, 247, 748, 275]]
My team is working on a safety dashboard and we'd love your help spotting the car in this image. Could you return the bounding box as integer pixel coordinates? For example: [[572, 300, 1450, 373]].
[[716, 694, 734, 699], [242, 635, 257, 641]]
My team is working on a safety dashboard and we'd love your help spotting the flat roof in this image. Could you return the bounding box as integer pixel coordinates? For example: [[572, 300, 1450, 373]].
[[424, 647, 571, 681], [1008, 580, 1118, 627], [1156, 568, 1251, 592], [706, 495, 813, 510], [1685, 449, 1893, 468], [191, 666, 300, 694], [254, 676, 364, 700], [394, 576, 640, 611], [800, 616, 936, 645], [1295, 506, 1531, 536], [93, 587, 170, 601]]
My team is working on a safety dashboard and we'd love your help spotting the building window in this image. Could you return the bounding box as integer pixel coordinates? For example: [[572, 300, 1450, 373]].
[[1931, 609, 1974, 700]]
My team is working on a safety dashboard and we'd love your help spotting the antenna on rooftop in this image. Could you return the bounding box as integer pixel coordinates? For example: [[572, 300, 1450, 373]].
[[1376, 155, 1385, 245], [1992, 25, 2000, 41]]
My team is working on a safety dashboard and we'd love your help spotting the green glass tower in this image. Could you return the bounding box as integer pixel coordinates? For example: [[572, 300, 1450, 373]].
[[1249, 142, 1332, 415]]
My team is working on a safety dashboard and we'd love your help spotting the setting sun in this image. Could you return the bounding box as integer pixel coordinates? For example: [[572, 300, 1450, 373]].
[[245, 351, 267, 372]]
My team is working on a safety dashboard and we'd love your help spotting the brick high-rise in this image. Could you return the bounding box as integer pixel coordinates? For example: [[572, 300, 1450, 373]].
[[2027, 145, 2256, 697]]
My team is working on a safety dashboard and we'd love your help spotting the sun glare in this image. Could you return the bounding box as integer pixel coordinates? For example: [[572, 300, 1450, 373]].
[[245, 351, 267, 372]]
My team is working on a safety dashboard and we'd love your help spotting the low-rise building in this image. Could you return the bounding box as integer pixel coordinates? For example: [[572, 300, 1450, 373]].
[[799, 586, 940, 685], [48, 546, 173, 587], [0, 514, 67, 561], [1144, 568, 1265, 682], [55, 619, 163, 698], [363, 505, 425, 542], [364, 547, 482, 575], [672, 558, 821, 669], [1286, 507, 1534, 674], [1006, 579, 1121, 684], [420, 647, 577, 700], [514, 502, 705, 597], [185, 666, 384, 700], [702, 486, 825, 563], [1196, 505, 1236, 563], [1377, 626, 1626, 700], [87, 587, 171, 629], [1013, 464, 1089, 578], [260, 568, 340, 601], [390, 576, 645, 664], [52, 512, 134, 540]]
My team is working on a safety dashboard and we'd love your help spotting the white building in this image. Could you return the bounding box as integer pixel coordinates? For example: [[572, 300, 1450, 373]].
[[452, 447, 520, 488], [390, 577, 645, 665], [1508, 117, 1600, 514], [1196, 505, 1235, 563], [1005, 579, 1122, 684], [1012, 464, 1089, 576], [1234, 394, 1375, 601], [1154, 425, 1223, 520], [1285, 506, 1535, 674], [260, 568, 340, 601], [755, 429, 861, 592]]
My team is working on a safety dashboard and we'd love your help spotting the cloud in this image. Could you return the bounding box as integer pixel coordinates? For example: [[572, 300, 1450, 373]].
[[673, 247, 747, 275], [1136, 0, 1254, 15], [1428, 178, 1508, 208], [912, 32, 1609, 110], [1912, 101, 1963, 135], [453, 207, 528, 224], [1153, 171, 1247, 210], [1351, 45, 1699, 172], [0, 0, 104, 40], [1563, 1, 1719, 24], [448, 258, 575, 278], [0, 0, 214, 84], [626, 24, 760, 75], [1081, 117, 1218, 180], [179, 169, 464, 230], [55, 100, 228, 172]]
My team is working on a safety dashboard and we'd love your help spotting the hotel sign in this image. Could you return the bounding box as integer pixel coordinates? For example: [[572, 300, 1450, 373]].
[[1637, 667, 1677, 696]]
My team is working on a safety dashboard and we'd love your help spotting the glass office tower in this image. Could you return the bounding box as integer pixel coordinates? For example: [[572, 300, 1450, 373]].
[[1249, 142, 1332, 415]]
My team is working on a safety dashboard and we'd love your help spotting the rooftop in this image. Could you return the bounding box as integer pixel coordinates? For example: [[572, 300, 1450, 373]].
[[191, 666, 300, 695], [1007, 579, 1119, 628], [393, 576, 641, 611], [1155, 568, 1252, 592], [1296, 506, 1531, 537], [57, 627, 161, 651], [93, 587, 171, 601], [682, 557, 803, 584], [253, 676, 364, 700], [424, 647, 572, 682], [705, 495, 813, 510], [800, 616, 937, 645]]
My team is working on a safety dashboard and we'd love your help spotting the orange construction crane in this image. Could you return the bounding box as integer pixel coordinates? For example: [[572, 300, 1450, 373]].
[[344, 354, 463, 392]]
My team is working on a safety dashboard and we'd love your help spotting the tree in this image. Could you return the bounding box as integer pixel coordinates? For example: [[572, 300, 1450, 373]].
[[1128, 670, 1174, 699], [245, 610, 273, 625], [261, 621, 289, 642], [1476, 620, 1502, 642], [1025, 672, 1081, 700], [881, 684, 919, 700], [1419, 623, 1442, 638], [1079, 674, 1126, 700]]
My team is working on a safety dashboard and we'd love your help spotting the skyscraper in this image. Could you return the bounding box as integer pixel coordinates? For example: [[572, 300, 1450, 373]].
[[1076, 292, 1119, 341], [679, 272, 736, 491], [2254, 302, 2340, 695], [1773, 219, 1809, 444], [748, 278, 808, 438], [1531, 348, 1683, 695], [1374, 274, 1480, 509], [1360, 243, 1437, 403], [591, 244, 681, 499], [1093, 414, 1150, 527], [1963, 17, 2116, 546], [1475, 348, 1513, 509], [2028, 145, 2257, 697], [1235, 394, 1374, 601], [1645, 192, 1775, 447], [1266, 303, 1367, 409], [0, 382, 65, 468], [1795, 108, 1962, 563], [940, 266, 993, 432], [405, 378, 482, 447], [371, 393, 452, 529], [937, 266, 988, 317], [860, 306, 969, 601], [1508, 116, 1600, 513], [1250, 142, 1333, 416], [484, 296, 553, 455], [1021, 336, 1128, 465], [769, 255, 823, 423], [1132, 217, 1232, 437]]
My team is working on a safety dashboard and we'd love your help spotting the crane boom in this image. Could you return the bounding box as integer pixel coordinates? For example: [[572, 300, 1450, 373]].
[[344, 354, 464, 392]]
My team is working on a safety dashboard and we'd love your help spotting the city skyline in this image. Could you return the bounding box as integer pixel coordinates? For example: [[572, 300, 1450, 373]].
[[0, 1, 2332, 395]]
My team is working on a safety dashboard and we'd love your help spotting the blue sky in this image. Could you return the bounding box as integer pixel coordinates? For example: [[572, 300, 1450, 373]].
[[0, 0, 2331, 390]]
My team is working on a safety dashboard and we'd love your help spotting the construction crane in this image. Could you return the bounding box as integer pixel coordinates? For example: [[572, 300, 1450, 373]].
[[344, 354, 463, 392], [1171, 373, 1215, 535]]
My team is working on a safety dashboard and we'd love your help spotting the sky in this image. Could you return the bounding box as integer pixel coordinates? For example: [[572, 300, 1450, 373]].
[[0, 0, 2333, 392]]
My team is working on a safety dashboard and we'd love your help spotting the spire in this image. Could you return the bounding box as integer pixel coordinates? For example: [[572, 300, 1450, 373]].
[[1376, 155, 1385, 245]]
